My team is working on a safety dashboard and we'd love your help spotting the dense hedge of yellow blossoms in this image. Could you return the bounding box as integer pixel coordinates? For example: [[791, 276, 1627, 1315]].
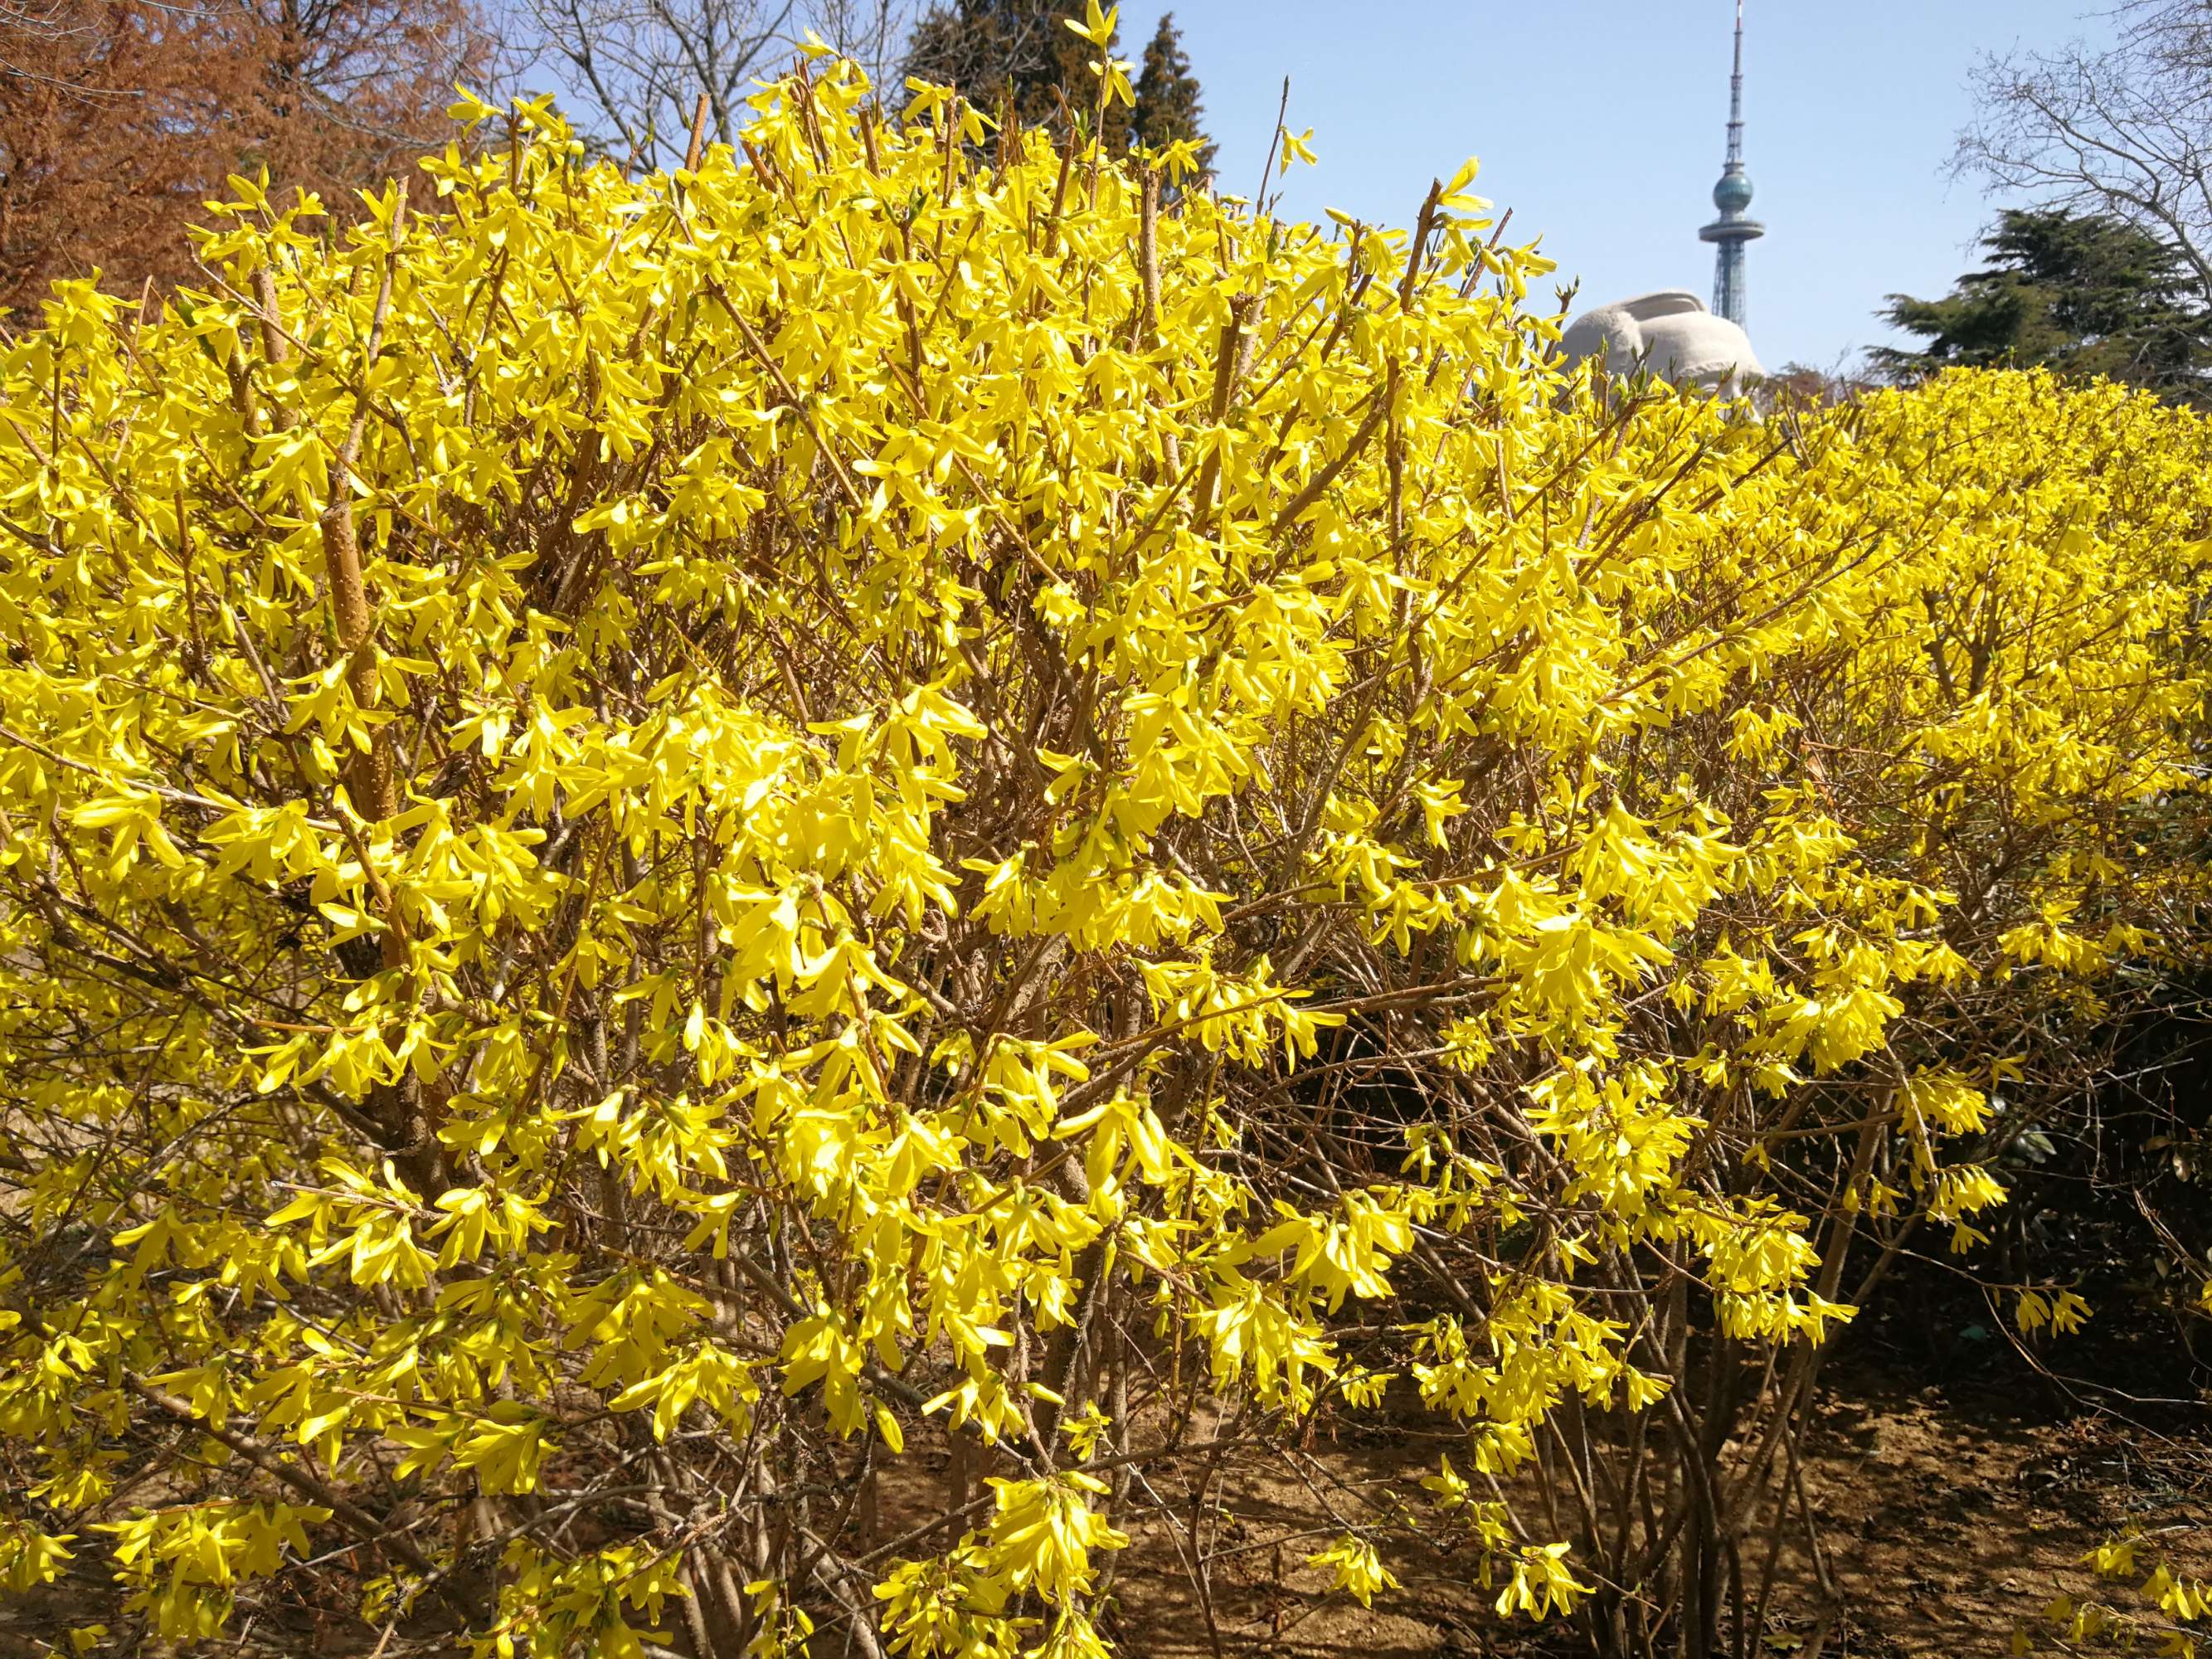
[[1, 28, 2209, 1659]]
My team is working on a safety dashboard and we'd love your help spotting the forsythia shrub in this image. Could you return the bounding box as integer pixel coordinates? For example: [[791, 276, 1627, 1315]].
[[2, 25, 2210, 1659]]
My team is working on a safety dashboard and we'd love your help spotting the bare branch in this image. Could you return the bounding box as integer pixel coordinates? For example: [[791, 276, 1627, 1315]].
[[1957, 1, 2212, 303]]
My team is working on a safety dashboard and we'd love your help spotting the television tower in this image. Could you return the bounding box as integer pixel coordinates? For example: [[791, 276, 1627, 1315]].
[[1699, 0, 1763, 328]]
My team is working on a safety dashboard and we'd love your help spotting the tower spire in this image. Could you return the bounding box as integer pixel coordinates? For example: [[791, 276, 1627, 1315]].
[[1725, 0, 1745, 169], [1699, 0, 1763, 328]]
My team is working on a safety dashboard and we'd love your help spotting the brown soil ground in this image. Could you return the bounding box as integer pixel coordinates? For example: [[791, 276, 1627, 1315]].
[[2, 1346, 2205, 1658], [1085, 1355, 2212, 1659]]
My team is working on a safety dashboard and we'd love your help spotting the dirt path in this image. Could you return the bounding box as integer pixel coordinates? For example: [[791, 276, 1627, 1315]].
[[3, 1350, 2204, 1657], [1084, 1358, 2212, 1658]]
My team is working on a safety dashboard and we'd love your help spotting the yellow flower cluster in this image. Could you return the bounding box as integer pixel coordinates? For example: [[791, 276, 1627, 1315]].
[[0, 32, 2207, 1658]]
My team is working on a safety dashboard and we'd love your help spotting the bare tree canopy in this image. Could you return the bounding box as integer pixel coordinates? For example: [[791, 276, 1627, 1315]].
[[519, 0, 908, 168], [1958, 0, 2212, 304]]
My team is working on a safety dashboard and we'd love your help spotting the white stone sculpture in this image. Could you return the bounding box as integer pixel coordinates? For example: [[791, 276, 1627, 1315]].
[[1557, 289, 1764, 398]]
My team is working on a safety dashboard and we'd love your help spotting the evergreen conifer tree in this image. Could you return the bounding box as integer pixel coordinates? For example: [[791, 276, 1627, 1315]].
[[1132, 12, 1214, 182], [1875, 207, 2211, 404], [903, 2, 1211, 169], [902, 2, 1121, 146]]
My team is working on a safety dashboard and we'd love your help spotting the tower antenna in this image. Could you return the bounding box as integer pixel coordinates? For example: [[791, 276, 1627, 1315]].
[[1699, 0, 1763, 327]]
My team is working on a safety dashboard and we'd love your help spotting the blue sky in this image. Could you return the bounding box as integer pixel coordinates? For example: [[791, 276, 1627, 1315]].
[[1155, 1, 2113, 372]]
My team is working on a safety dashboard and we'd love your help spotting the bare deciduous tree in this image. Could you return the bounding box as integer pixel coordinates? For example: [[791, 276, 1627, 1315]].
[[809, 0, 907, 90], [1957, 0, 2212, 304], [518, 0, 908, 167]]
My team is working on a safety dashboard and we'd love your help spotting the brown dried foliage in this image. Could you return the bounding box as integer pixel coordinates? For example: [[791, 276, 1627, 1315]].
[[0, 0, 489, 312]]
